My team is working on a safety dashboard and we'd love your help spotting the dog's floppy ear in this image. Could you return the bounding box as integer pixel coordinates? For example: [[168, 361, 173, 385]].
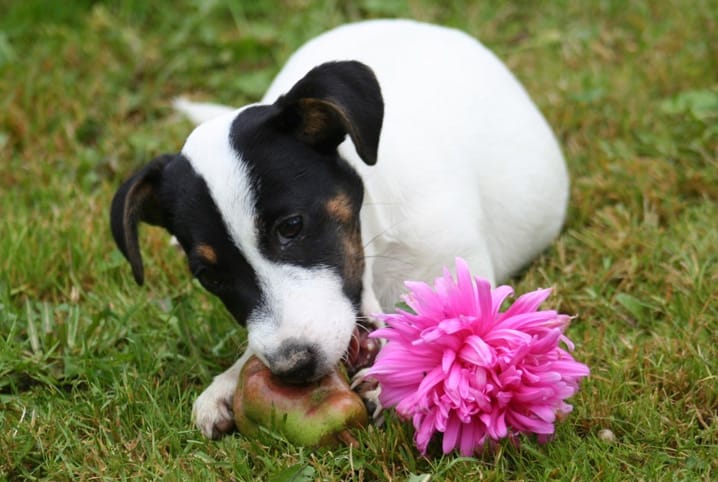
[[110, 154, 174, 285], [275, 61, 384, 165]]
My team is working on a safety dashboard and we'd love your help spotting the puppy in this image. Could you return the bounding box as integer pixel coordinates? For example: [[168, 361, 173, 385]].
[[110, 19, 568, 439]]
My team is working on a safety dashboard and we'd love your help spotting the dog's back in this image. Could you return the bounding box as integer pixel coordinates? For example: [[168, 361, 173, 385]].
[[176, 19, 568, 309]]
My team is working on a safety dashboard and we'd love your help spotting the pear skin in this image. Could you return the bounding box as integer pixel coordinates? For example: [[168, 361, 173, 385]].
[[233, 356, 368, 447]]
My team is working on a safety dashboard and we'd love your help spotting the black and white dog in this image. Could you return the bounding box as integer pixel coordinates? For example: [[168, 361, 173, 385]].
[[110, 19, 568, 439]]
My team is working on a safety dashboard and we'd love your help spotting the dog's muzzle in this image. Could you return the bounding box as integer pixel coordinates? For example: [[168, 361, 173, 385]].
[[266, 340, 321, 384]]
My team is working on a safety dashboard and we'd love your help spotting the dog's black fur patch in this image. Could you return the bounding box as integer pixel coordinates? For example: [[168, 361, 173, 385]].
[[110, 153, 264, 324], [227, 105, 366, 308]]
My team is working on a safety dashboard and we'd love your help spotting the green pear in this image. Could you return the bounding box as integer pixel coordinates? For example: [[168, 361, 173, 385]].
[[233, 356, 368, 447]]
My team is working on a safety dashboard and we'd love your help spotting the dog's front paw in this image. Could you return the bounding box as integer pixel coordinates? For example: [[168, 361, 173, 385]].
[[193, 382, 237, 439], [351, 369, 384, 425]]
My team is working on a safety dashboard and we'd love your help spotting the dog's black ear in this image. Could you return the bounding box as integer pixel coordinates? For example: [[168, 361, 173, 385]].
[[275, 61, 384, 165], [110, 154, 174, 285]]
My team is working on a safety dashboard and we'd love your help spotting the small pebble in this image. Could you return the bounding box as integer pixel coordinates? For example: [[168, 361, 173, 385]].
[[598, 428, 616, 443]]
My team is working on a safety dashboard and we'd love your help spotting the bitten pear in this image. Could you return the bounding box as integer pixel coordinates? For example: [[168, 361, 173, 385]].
[[233, 356, 368, 447]]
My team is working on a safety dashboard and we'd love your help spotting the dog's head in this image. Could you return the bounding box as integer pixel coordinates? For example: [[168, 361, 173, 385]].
[[110, 61, 383, 383]]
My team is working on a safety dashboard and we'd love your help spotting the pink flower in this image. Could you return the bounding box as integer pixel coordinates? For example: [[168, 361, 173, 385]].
[[366, 258, 590, 456]]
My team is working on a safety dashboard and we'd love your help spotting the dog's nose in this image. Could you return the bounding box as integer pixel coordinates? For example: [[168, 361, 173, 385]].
[[268, 342, 319, 384]]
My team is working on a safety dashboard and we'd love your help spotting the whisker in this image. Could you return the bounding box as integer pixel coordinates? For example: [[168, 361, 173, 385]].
[[362, 218, 407, 249], [362, 254, 410, 263], [355, 315, 371, 324], [361, 201, 401, 207], [362, 254, 414, 270], [357, 322, 372, 333]]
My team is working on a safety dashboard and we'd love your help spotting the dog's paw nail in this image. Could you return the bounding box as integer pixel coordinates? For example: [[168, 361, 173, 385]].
[[210, 416, 237, 439], [194, 393, 236, 439], [350, 374, 384, 423]]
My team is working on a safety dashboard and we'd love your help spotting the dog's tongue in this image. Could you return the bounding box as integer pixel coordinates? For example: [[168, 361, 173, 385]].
[[346, 325, 380, 376]]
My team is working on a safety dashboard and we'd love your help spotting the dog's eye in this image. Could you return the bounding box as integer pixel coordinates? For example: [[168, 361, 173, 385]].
[[275, 215, 303, 244], [195, 268, 224, 292]]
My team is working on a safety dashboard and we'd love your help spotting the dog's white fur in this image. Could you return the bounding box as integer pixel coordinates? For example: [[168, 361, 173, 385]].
[[183, 19, 568, 439]]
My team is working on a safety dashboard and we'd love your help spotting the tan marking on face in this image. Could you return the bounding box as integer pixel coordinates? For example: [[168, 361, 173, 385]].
[[341, 223, 365, 293], [325, 192, 364, 292], [195, 244, 218, 264], [325, 192, 354, 224]]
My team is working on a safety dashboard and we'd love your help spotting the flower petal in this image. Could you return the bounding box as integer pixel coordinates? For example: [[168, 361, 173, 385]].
[[442, 349, 456, 373], [459, 421, 485, 456], [442, 415, 462, 454], [475, 275, 493, 326], [499, 287, 553, 321], [455, 257, 478, 315], [491, 284, 514, 319], [459, 335, 495, 366]]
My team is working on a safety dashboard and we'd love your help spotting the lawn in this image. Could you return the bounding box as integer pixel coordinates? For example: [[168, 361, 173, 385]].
[[1, 0, 716, 480]]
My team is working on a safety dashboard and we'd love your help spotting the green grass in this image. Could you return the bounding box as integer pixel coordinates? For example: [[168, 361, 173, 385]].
[[1, 0, 716, 480]]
